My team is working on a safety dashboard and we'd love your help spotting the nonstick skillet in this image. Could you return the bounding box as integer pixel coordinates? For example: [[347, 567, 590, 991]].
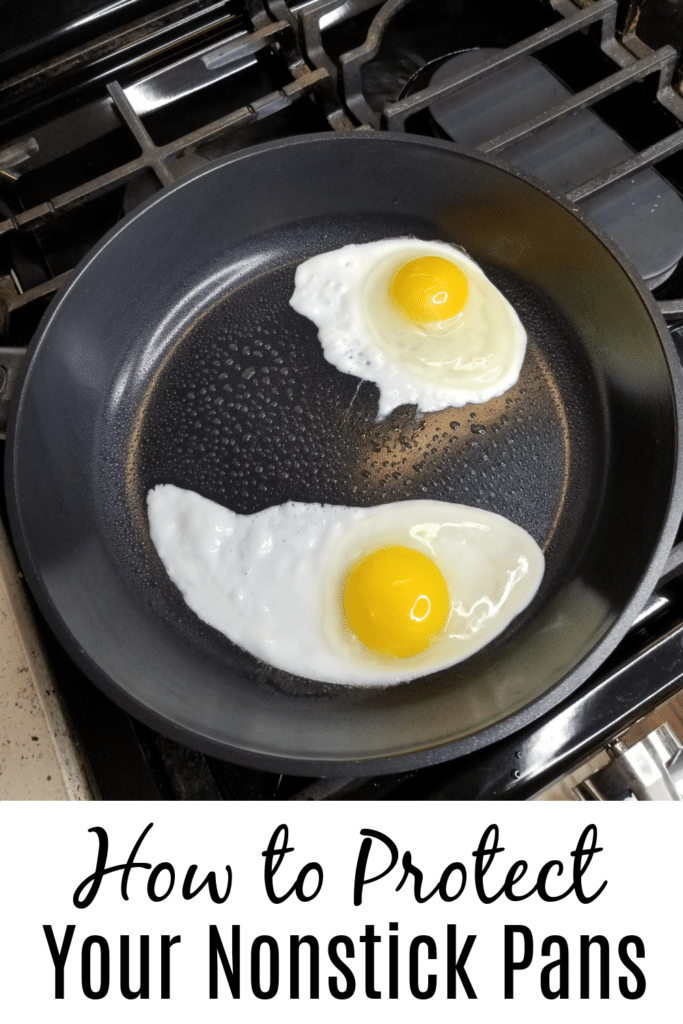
[[6, 132, 683, 775]]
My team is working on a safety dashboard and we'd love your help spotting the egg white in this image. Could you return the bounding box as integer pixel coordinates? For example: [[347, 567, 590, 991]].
[[289, 237, 527, 419], [147, 485, 544, 687]]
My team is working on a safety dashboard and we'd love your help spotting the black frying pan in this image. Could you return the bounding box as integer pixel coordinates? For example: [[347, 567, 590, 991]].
[[6, 133, 683, 775]]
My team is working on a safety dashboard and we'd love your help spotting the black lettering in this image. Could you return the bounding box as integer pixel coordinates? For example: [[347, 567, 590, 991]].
[[472, 824, 506, 904], [396, 853, 440, 903], [540, 936, 569, 999], [389, 922, 399, 999], [182, 865, 232, 903], [504, 860, 531, 899], [354, 829, 399, 906], [328, 937, 355, 999], [43, 924, 75, 999], [472, 825, 605, 906], [209, 925, 239, 998], [446, 925, 477, 999], [294, 863, 323, 902], [252, 936, 279, 999], [504, 925, 533, 998], [618, 936, 646, 999], [147, 863, 175, 902], [438, 862, 467, 902], [81, 936, 110, 1000], [359, 925, 381, 998], [535, 860, 566, 901], [409, 936, 437, 999], [571, 825, 607, 904], [580, 934, 609, 998], [120, 936, 150, 999], [290, 936, 319, 999], [161, 935, 180, 999], [262, 825, 322, 904], [73, 824, 153, 908], [262, 825, 293, 904]]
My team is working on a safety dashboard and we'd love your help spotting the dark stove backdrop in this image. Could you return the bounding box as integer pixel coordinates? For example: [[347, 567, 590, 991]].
[[3, 0, 683, 798]]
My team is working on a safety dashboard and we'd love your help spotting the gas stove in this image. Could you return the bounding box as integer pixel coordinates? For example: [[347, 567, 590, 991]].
[[2, 0, 683, 800]]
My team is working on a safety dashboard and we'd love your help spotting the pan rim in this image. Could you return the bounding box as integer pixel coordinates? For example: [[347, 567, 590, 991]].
[[6, 130, 683, 777]]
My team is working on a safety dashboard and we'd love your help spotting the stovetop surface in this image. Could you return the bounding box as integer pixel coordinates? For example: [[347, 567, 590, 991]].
[[3, 0, 683, 799]]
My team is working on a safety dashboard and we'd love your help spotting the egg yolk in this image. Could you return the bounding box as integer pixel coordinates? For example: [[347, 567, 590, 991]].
[[343, 545, 450, 658], [390, 255, 469, 325]]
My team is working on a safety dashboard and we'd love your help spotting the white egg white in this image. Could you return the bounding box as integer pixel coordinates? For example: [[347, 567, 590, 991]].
[[289, 237, 527, 419], [147, 485, 544, 687]]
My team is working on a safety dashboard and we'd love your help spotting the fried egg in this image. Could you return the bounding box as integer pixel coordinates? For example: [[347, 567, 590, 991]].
[[147, 485, 544, 686], [289, 237, 527, 418]]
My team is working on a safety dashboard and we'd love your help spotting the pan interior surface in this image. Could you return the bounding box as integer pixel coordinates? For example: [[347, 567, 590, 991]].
[[8, 135, 678, 772]]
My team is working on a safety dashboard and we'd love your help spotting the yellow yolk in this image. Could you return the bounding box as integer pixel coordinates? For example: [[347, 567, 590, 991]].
[[390, 255, 469, 325], [342, 545, 450, 658]]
